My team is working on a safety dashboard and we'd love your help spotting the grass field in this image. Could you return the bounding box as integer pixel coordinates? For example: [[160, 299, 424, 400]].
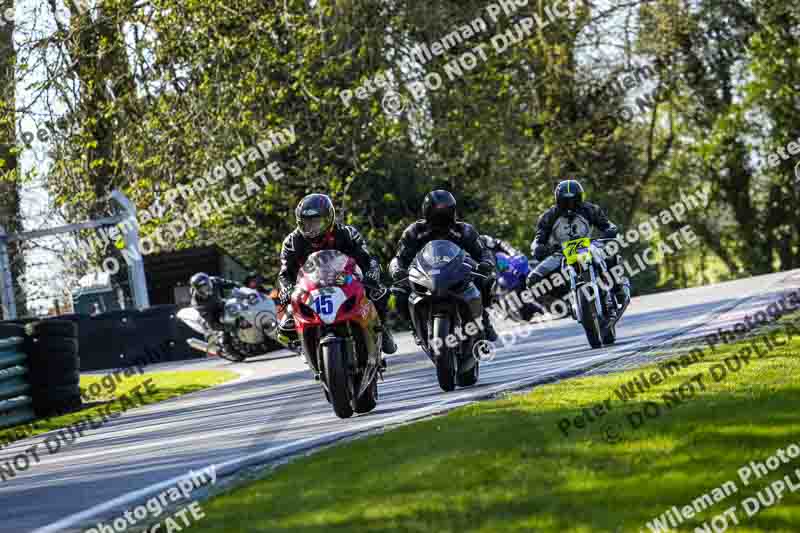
[[0, 369, 238, 447], [190, 314, 800, 533]]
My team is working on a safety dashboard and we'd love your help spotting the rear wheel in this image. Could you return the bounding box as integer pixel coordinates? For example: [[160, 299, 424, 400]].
[[434, 316, 456, 392], [601, 320, 617, 345], [354, 374, 378, 414], [578, 289, 603, 349], [322, 341, 354, 419], [216, 332, 247, 362], [456, 358, 479, 387]]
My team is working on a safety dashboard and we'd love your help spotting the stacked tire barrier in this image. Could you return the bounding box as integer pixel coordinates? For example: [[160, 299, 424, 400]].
[[2, 305, 283, 373], [72, 305, 197, 371], [27, 321, 82, 416], [0, 327, 35, 431]]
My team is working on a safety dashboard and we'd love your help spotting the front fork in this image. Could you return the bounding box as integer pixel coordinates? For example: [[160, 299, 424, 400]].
[[568, 264, 604, 322]]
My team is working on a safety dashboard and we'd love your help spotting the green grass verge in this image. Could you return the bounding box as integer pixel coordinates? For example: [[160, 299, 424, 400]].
[[191, 315, 800, 533], [0, 369, 237, 446]]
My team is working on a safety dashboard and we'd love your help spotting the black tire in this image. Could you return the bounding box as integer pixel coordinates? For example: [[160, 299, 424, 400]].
[[35, 337, 78, 355], [218, 349, 247, 363], [354, 374, 378, 414], [578, 289, 603, 349], [29, 364, 80, 387], [28, 340, 81, 386], [434, 316, 456, 392], [217, 334, 247, 362], [32, 384, 82, 417], [322, 340, 353, 419], [32, 320, 78, 339], [0, 324, 25, 339], [456, 359, 479, 387]]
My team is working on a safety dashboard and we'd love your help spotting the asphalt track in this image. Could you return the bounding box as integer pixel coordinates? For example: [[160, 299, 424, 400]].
[[1, 269, 799, 533]]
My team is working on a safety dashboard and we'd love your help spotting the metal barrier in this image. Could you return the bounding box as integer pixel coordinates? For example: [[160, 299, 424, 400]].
[[0, 337, 34, 429]]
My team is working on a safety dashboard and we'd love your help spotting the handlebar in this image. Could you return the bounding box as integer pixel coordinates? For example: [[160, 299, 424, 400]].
[[361, 279, 389, 300]]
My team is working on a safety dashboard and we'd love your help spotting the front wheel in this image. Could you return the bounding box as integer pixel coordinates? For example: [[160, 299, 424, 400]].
[[456, 359, 479, 387], [322, 340, 354, 419], [433, 316, 456, 392], [578, 289, 603, 349]]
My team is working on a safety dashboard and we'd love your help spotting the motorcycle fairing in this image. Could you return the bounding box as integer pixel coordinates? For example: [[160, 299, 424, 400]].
[[409, 240, 472, 295], [292, 250, 381, 373]]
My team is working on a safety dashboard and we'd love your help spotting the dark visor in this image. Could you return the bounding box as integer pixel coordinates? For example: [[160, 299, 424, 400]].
[[301, 217, 325, 238]]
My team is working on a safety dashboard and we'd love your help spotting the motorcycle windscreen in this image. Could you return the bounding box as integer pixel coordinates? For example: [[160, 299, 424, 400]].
[[416, 240, 464, 271], [298, 250, 353, 287]]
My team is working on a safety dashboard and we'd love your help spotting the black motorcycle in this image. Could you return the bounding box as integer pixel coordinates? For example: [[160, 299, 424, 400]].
[[395, 240, 488, 392]]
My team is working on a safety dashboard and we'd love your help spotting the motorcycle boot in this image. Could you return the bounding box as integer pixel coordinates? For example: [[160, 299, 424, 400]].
[[277, 311, 299, 346], [380, 325, 397, 356], [605, 290, 618, 322], [482, 309, 499, 342], [615, 276, 631, 308]]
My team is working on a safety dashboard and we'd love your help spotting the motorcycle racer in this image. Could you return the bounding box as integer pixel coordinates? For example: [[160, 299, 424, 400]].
[[526, 179, 630, 317], [277, 193, 397, 357], [389, 190, 499, 342], [189, 273, 239, 351]]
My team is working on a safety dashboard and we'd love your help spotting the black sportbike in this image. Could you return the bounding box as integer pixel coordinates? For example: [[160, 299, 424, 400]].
[[395, 240, 490, 392]]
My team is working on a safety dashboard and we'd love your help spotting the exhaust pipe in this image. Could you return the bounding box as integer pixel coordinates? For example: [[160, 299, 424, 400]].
[[187, 338, 221, 358]]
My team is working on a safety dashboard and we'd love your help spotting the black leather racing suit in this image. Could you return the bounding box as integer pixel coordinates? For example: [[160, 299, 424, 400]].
[[191, 277, 238, 330]]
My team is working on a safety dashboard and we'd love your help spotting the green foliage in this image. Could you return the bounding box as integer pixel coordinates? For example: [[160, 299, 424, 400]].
[[8, 0, 797, 296]]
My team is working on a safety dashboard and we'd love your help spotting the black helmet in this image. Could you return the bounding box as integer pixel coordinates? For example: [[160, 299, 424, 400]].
[[295, 194, 335, 241], [555, 179, 584, 212], [422, 190, 457, 230], [190, 272, 213, 298]]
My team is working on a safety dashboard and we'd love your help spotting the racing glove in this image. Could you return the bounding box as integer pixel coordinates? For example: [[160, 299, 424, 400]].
[[365, 263, 382, 285], [477, 261, 495, 276], [389, 258, 408, 282]]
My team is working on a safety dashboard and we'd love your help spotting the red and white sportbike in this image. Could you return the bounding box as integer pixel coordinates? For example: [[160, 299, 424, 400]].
[[291, 250, 386, 418]]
